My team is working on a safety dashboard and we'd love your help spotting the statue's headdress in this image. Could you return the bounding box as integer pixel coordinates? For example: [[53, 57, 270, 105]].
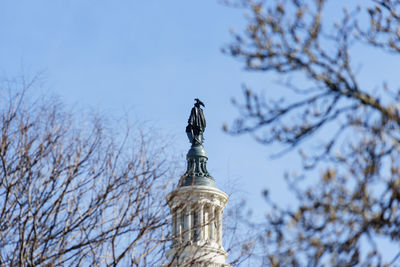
[[194, 98, 205, 107]]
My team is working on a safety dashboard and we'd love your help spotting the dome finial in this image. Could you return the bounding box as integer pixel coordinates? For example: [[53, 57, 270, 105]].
[[179, 99, 216, 188], [186, 98, 206, 146]]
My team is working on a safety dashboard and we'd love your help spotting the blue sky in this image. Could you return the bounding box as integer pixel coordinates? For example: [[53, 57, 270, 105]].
[[2, 0, 399, 209], [2, 0, 400, 262], [0, 0, 298, 218]]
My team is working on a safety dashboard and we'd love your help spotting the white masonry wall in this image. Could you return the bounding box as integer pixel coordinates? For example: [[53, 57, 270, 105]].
[[166, 185, 231, 267]]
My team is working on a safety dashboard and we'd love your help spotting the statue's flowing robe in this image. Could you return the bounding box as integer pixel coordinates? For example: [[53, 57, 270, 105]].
[[187, 106, 206, 132]]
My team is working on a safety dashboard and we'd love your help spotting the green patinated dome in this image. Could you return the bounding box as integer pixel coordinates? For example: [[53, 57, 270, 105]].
[[178, 144, 217, 188]]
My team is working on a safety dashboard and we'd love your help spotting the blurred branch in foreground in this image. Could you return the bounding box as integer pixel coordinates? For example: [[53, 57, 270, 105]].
[[224, 0, 400, 265]]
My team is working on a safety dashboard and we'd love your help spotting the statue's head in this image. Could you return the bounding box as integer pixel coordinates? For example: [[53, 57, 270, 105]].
[[194, 98, 205, 107]]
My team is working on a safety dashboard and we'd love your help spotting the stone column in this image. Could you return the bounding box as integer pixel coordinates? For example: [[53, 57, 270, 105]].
[[204, 205, 209, 241], [172, 212, 176, 238], [184, 205, 191, 242], [191, 208, 195, 241], [210, 205, 215, 242], [217, 208, 223, 245], [199, 204, 204, 242], [176, 211, 182, 243]]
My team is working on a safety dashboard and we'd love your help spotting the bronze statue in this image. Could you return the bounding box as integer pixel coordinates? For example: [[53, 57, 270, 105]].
[[186, 98, 206, 145]]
